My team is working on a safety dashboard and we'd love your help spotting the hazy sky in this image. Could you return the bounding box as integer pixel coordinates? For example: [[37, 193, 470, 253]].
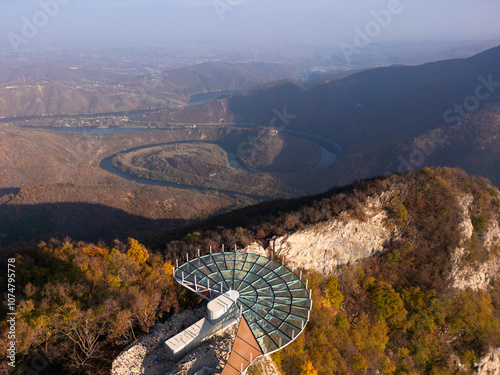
[[1, 0, 500, 51]]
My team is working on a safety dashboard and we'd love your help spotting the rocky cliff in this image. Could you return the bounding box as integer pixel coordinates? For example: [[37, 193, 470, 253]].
[[476, 348, 500, 375], [270, 211, 389, 275], [450, 195, 500, 291], [113, 168, 500, 374], [243, 192, 395, 275]]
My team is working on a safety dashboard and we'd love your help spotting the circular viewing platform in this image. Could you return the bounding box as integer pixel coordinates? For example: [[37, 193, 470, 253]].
[[173, 250, 312, 373]]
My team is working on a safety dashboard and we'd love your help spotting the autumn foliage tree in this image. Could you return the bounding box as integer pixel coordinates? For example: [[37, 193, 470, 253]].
[[300, 361, 318, 375], [321, 276, 343, 310], [0, 239, 182, 374]]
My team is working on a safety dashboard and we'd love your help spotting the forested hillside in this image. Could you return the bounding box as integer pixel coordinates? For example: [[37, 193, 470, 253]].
[[2, 167, 500, 374]]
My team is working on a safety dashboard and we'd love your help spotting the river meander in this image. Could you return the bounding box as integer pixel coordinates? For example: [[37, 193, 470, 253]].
[[22, 126, 342, 197]]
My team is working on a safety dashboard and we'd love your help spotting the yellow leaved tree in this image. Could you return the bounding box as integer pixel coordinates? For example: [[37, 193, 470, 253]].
[[126, 237, 149, 264], [321, 276, 344, 310], [300, 361, 318, 375]]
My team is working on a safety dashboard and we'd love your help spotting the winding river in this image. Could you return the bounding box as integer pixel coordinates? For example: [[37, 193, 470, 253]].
[[98, 140, 266, 200], [27, 126, 342, 197]]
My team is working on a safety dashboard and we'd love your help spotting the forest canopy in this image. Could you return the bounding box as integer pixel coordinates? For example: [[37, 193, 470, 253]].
[[0, 239, 188, 374]]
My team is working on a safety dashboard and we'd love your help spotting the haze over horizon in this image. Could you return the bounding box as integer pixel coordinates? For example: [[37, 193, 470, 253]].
[[1, 0, 500, 52], [1, 1, 500, 373]]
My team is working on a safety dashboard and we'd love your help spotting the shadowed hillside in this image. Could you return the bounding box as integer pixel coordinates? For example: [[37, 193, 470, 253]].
[[154, 46, 500, 152], [146, 46, 500, 190], [0, 202, 188, 249]]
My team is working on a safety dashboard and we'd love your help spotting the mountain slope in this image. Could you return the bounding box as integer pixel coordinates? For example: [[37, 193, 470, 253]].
[[157, 46, 500, 151], [157, 167, 500, 375], [0, 80, 143, 117], [147, 46, 500, 190], [0, 61, 305, 118], [159, 61, 305, 95], [121, 61, 306, 104], [4, 167, 500, 375]]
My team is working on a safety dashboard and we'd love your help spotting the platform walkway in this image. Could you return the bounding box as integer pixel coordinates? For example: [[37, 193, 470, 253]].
[[221, 316, 263, 375]]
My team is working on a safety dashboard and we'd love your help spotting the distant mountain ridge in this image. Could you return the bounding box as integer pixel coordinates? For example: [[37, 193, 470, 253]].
[[0, 61, 305, 118], [148, 45, 500, 189], [156, 61, 306, 95]]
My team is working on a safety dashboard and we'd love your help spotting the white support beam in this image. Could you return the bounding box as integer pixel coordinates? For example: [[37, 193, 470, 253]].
[[179, 282, 210, 301]]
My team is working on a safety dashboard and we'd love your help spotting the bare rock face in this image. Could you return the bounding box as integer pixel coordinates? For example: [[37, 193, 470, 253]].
[[244, 242, 269, 257], [475, 348, 500, 375], [483, 218, 500, 251], [243, 192, 391, 275], [268, 212, 389, 275], [247, 355, 282, 375], [450, 194, 500, 291], [452, 253, 500, 291]]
